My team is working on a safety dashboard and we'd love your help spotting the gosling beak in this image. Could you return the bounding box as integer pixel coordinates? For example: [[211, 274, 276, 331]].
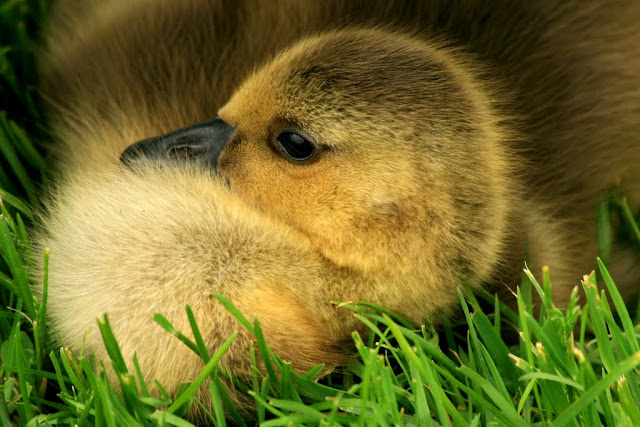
[[120, 117, 235, 170]]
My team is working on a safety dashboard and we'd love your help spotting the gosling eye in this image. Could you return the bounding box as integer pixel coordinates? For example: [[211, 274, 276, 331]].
[[275, 131, 317, 161]]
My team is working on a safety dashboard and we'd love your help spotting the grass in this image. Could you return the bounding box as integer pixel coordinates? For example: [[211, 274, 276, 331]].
[[1, 0, 640, 425]]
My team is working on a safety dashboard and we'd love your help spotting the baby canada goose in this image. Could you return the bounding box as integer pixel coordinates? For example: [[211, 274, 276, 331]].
[[37, 0, 639, 419]]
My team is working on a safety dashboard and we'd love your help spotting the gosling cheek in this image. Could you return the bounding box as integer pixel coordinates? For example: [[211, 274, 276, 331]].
[[217, 146, 245, 181], [217, 149, 232, 172]]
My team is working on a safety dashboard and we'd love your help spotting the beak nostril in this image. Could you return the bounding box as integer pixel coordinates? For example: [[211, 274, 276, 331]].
[[167, 143, 210, 160], [168, 145, 197, 158]]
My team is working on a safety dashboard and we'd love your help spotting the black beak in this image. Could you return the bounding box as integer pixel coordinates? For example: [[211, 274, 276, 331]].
[[120, 117, 235, 170]]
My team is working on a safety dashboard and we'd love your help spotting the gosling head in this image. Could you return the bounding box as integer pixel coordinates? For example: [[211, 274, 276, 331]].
[[217, 29, 517, 288]]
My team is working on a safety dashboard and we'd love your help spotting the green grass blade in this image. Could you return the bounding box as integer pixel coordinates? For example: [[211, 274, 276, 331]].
[[185, 304, 210, 362], [0, 214, 35, 317], [552, 352, 640, 427], [212, 293, 254, 334], [618, 197, 640, 244], [597, 258, 639, 352], [0, 188, 33, 220], [152, 313, 200, 355], [96, 314, 129, 375], [167, 331, 237, 414]]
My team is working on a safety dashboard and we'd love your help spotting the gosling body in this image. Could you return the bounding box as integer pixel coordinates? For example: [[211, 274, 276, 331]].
[[37, 0, 640, 418]]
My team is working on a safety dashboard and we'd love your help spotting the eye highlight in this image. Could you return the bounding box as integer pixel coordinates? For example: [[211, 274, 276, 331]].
[[275, 131, 317, 161]]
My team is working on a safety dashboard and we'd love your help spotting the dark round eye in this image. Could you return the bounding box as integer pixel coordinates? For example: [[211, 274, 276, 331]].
[[275, 131, 317, 161]]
